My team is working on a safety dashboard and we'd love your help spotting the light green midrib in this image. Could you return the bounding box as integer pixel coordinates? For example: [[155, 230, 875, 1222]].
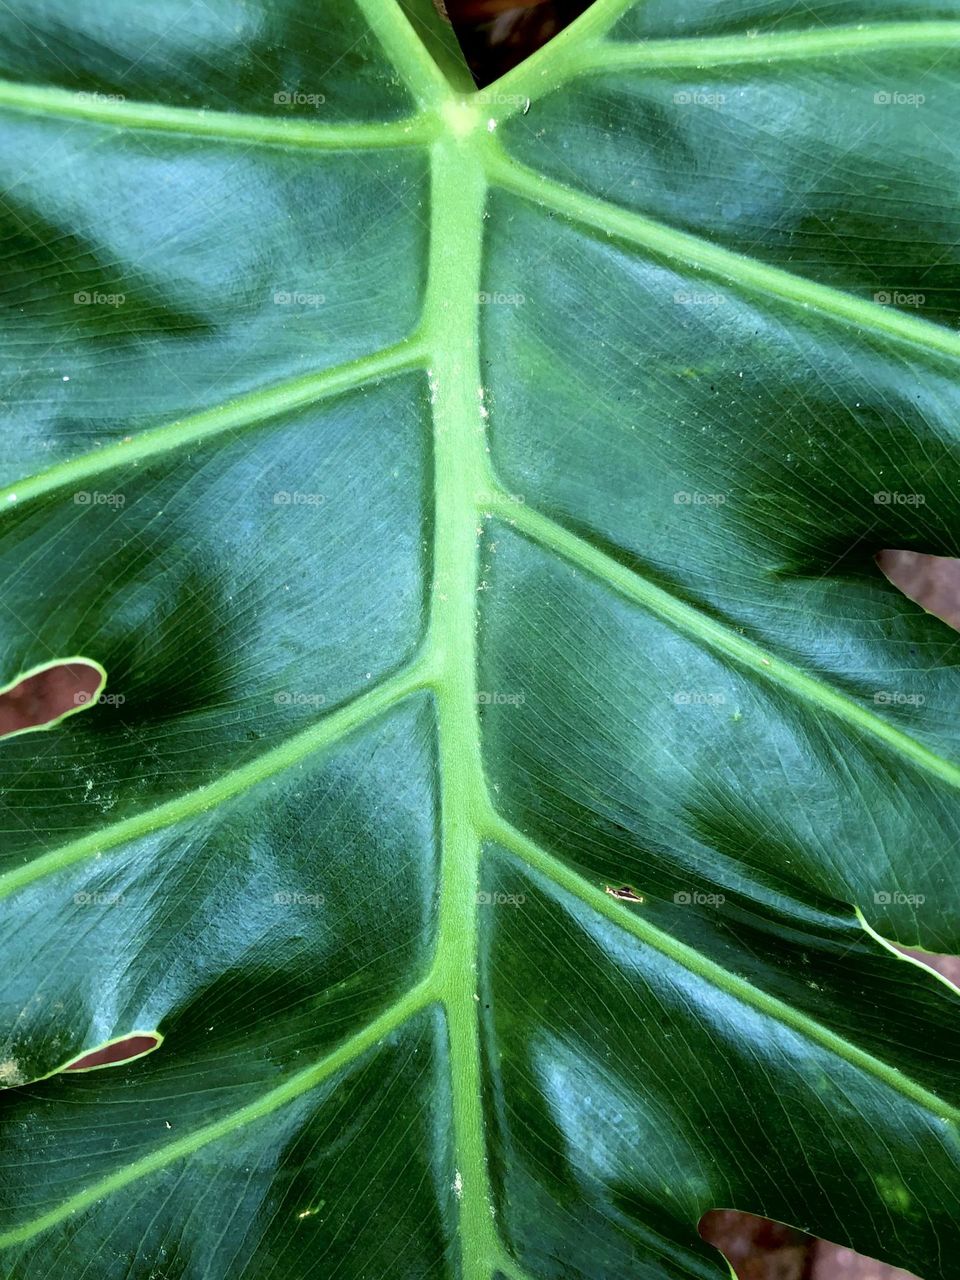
[[8, 143, 960, 506], [4, 780, 956, 1247], [1, 106, 955, 964], [489, 494, 960, 796], [8, 479, 958, 905], [423, 136, 504, 1280], [0, 122, 510, 1276], [483, 810, 960, 1128], [483, 145, 960, 364]]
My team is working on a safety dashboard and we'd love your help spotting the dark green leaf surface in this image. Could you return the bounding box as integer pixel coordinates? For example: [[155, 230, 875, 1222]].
[[0, 3, 958, 1278]]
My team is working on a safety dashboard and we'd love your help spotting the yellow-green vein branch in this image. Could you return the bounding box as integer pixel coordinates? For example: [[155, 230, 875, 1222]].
[[484, 809, 960, 1126], [0, 339, 426, 509], [484, 145, 960, 364], [0, 981, 433, 1247], [587, 22, 960, 70], [487, 0, 636, 108], [486, 16, 960, 120], [0, 660, 430, 901], [488, 492, 960, 796], [353, 0, 455, 110], [0, 79, 433, 149]]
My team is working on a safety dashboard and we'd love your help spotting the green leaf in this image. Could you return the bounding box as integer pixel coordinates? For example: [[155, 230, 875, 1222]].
[[0, 2, 958, 1277]]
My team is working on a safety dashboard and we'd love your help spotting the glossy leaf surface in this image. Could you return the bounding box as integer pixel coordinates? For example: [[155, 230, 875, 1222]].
[[0, 3, 958, 1278]]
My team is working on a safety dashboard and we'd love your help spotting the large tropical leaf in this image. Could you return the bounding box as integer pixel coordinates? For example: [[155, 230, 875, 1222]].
[[0, 2, 958, 1277]]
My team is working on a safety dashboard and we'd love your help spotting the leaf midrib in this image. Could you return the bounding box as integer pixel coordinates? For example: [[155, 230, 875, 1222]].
[[3, 784, 956, 1252], [4, 1, 959, 1270], [3, 231, 958, 1274], [3, 127, 959, 514], [7, 456, 960, 910]]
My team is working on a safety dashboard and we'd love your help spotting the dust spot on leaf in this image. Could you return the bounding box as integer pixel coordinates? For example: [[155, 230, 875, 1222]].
[[0, 1058, 24, 1087]]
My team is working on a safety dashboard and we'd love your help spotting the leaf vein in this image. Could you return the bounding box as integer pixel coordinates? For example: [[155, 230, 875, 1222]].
[[484, 808, 960, 1124], [0, 78, 433, 149], [0, 982, 433, 1249], [0, 339, 427, 507], [484, 147, 960, 364], [486, 492, 960, 796], [0, 661, 430, 901]]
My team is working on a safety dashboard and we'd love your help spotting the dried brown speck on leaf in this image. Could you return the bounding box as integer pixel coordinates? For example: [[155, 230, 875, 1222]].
[[604, 885, 644, 902]]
